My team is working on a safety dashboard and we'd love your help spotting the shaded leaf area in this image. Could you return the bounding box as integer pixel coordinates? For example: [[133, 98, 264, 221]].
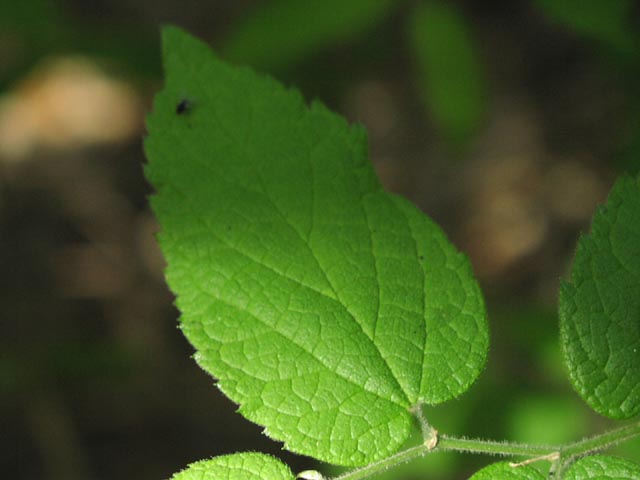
[[145, 27, 488, 466], [560, 175, 640, 419], [171, 453, 294, 480], [407, 1, 486, 148], [563, 455, 640, 479], [222, 0, 396, 70], [469, 461, 545, 479]]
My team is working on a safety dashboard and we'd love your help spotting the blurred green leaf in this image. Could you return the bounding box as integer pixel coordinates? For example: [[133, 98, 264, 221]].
[[535, 0, 639, 57], [506, 395, 588, 445], [0, 0, 66, 40], [223, 0, 396, 70], [612, 434, 640, 463], [50, 342, 136, 382], [0, 0, 67, 82], [0, 353, 19, 393], [563, 455, 640, 479], [407, 1, 486, 148], [171, 453, 294, 480], [470, 461, 545, 479], [560, 175, 640, 419], [0, 0, 159, 85]]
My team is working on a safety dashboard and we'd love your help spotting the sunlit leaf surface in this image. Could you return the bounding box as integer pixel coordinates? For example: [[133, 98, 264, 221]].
[[145, 26, 488, 466]]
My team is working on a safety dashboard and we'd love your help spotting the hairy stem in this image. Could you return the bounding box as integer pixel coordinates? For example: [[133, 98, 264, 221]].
[[326, 420, 640, 480], [330, 443, 431, 480], [437, 435, 556, 457], [561, 420, 640, 458]]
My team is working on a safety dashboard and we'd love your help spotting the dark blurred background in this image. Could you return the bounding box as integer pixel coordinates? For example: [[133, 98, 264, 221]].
[[1, 1, 639, 479]]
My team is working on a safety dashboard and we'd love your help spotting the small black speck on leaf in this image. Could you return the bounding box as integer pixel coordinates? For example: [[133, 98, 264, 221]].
[[176, 99, 191, 115]]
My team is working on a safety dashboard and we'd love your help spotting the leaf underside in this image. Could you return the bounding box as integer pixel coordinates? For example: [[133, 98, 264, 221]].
[[560, 175, 640, 419], [171, 453, 294, 480], [145, 26, 488, 466]]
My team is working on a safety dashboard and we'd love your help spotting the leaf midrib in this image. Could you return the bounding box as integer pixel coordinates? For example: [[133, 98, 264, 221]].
[[164, 179, 411, 408]]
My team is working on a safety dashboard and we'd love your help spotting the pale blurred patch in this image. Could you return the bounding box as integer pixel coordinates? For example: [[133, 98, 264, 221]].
[[345, 79, 400, 139], [460, 155, 549, 277], [542, 160, 608, 221], [0, 56, 143, 161], [458, 99, 548, 278], [52, 243, 134, 298], [456, 97, 609, 282]]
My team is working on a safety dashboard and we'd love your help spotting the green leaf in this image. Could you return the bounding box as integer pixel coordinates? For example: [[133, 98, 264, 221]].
[[559, 175, 640, 419], [506, 394, 589, 445], [223, 0, 396, 70], [563, 455, 640, 479], [534, 0, 638, 56], [145, 26, 488, 466], [407, 1, 486, 147], [170, 453, 294, 480], [469, 461, 545, 480]]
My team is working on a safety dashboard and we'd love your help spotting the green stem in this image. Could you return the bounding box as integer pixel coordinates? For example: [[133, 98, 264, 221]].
[[562, 420, 640, 458], [437, 435, 556, 457], [327, 420, 640, 480], [330, 444, 429, 480]]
